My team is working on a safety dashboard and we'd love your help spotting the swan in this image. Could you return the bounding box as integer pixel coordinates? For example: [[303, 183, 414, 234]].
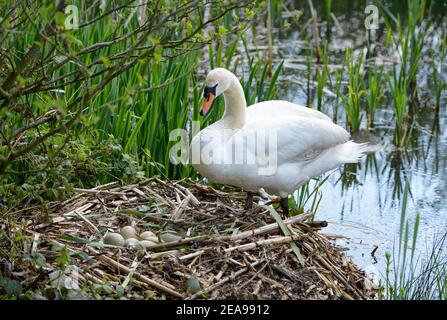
[[190, 68, 367, 215]]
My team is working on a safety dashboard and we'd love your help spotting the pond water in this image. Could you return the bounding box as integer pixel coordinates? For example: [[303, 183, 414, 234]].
[[275, 1, 447, 277]]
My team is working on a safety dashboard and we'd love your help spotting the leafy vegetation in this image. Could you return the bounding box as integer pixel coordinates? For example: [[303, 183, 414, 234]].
[[380, 181, 447, 300], [1, 0, 446, 300]]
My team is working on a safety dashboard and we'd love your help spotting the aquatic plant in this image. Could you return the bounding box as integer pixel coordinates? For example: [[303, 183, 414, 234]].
[[431, 35, 446, 114], [342, 48, 364, 133], [316, 42, 330, 111], [380, 180, 447, 300], [387, 68, 410, 148], [331, 62, 345, 122], [296, 176, 328, 216], [364, 66, 385, 128]]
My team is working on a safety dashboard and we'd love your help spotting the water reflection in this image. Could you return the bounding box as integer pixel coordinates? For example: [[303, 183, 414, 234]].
[[278, 1, 447, 271]]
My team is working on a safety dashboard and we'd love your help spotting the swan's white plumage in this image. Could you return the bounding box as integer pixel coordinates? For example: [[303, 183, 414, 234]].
[[191, 68, 367, 198]]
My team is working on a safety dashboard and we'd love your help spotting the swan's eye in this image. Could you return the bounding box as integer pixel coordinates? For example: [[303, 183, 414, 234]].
[[203, 84, 218, 100]]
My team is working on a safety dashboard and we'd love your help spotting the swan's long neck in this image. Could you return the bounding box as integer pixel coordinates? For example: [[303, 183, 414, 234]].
[[221, 76, 246, 129]]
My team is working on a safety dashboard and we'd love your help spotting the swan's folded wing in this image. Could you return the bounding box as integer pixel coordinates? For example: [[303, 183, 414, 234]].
[[247, 100, 333, 123], [233, 116, 351, 165]]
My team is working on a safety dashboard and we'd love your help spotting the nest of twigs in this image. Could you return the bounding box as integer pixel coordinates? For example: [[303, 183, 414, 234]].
[[1, 178, 377, 300]]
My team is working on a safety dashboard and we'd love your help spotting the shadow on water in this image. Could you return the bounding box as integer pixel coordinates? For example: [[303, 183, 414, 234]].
[[277, 0, 447, 273]]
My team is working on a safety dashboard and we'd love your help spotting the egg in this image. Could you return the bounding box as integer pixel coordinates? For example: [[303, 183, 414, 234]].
[[103, 233, 125, 246], [120, 226, 137, 240], [160, 232, 182, 243], [139, 240, 157, 249], [139, 231, 156, 240], [140, 231, 158, 243], [187, 276, 202, 294], [125, 238, 140, 249]]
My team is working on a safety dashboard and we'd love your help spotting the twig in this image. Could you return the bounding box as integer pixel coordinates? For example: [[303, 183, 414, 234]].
[[146, 213, 313, 253], [89, 248, 184, 298], [74, 210, 101, 236], [69, 188, 129, 196], [143, 235, 209, 252], [171, 195, 191, 220], [172, 182, 200, 206], [187, 260, 263, 300], [179, 250, 205, 261], [224, 235, 305, 253], [214, 212, 314, 242]]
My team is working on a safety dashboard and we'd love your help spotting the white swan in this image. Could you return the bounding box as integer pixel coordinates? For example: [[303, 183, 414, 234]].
[[191, 68, 367, 215]]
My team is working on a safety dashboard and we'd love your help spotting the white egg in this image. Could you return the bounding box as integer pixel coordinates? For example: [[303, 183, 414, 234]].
[[139, 231, 156, 240], [140, 231, 158, 243], [120, 226, 137, 240], [125, 238, 140, 249], [103, 233, 125, 246]]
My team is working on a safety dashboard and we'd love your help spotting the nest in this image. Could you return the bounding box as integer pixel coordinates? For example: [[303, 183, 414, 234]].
[[0, 178, 377, 300]]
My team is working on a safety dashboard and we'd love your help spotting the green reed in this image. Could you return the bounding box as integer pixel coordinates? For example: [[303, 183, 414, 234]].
[[323, 0, 332, 22], [431, 35, 446, 114], [380, 0, 429, 147], [380, 180, 447, 300], [331, 60, 345, 122], [52, 2, 283, 181], [297, 176, 328, 216], [384, 0, 427, 102], [364, 66, 385, 128], [316, 42, 330, 111], [342, 48, 364, 133], [387, 67, 410, 148]]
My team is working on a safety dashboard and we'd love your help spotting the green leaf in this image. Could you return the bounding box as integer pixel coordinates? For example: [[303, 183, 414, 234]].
[[54, 12, 65, 27], [124, 108, 149, 153], [263, 205, 305, 266], [60, 234, 90, 244], [6, 280, 22, 297], [99, 55, 112, 67], [154, 53, 162, 63], [218, 26, 227, 36]]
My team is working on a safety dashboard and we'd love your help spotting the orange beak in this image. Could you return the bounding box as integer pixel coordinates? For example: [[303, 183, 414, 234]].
[[200, 93, 215, 116]]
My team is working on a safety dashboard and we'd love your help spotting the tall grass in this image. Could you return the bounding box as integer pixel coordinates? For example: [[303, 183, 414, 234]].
[[364, 66, 385, 128], [387, 67, 410, 148], [296, 176, 328, 216], [431, 35, 446, 114], [342, 48, 364, 133], [53, 2, 285, 182], [316, 42, 330, 111], [97, 51, 284, 181], [381, 0, 428, 147], [382, 4, 421, 145], [331, 62, 345, 122]]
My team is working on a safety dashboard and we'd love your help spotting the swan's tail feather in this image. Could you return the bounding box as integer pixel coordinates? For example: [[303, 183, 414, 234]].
[[300, 141, 370, 181], [336, 141, 370, 164]]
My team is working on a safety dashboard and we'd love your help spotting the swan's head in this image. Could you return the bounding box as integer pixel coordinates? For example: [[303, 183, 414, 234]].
[[200, 68, 234, 116]]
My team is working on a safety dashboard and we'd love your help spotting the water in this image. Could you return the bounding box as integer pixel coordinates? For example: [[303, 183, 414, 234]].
[[275, 1, 447, 277]]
